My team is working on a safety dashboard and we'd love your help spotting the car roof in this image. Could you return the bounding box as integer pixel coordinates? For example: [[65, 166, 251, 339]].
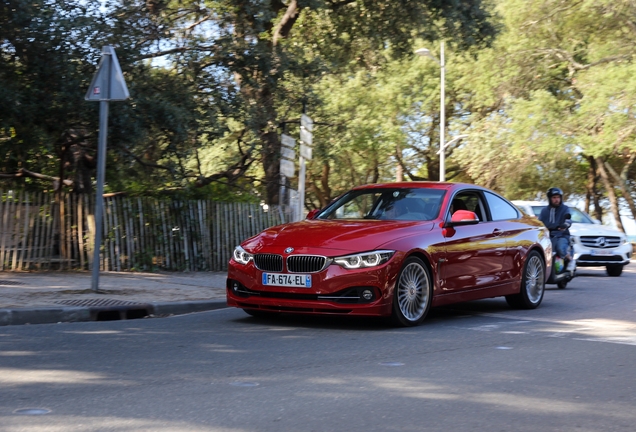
[[352, 181, 489, 192]]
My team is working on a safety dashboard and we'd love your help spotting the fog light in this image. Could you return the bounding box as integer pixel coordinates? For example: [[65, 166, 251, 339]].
[[361, 289, 373, 300]]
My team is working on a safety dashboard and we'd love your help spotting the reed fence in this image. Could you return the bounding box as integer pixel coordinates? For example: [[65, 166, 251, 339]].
[[0, 190, 292, 272]]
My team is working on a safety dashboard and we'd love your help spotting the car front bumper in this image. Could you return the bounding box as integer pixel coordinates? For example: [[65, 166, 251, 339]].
[[572, 243, 632, 267], [226, 258, 400, 317]]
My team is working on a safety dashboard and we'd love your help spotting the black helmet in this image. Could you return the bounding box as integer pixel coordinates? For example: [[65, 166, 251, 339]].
[[547, 187, 563, 199]]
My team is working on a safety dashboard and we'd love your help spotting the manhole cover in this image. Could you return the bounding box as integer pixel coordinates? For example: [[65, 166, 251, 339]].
[[0, 280, 26, 286], [55, 299, 144, 307], [14, 408, 51, 415]]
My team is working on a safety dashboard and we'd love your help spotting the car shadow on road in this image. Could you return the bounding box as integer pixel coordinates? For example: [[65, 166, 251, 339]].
[[232, 313, 392, 331], [432, 298, 511, 317], [230, 298, 519, 330]]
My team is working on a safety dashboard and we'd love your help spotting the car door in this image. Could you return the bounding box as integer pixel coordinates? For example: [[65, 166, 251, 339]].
[[482, 191, 526, 278], [439, 190, 507, 293]]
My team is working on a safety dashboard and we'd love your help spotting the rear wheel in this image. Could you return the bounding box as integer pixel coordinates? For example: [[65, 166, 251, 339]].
[[606, 264, 623, 277], [506, 250, 545, 309], [390, 257, 433, 327]]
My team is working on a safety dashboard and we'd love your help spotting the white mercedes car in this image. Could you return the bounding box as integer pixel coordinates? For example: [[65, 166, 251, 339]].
[[512, 201, 632, 277]]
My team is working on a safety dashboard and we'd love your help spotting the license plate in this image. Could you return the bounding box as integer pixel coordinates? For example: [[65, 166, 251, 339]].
[[590, 249, 613, 256], [262, 273, 312, 288]]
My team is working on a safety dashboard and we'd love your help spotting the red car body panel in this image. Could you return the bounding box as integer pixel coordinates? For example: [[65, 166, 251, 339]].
[[226, 182, 551, 318]]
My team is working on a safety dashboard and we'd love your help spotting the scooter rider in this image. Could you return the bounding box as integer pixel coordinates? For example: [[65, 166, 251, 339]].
[[539, 187, 575, 272]]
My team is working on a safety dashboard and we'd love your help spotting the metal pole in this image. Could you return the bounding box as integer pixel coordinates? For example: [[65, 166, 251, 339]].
[[439, 41, 446, 182], [298, 153, 306, 221], [91, 47, 111, 292], [279, 174, 287, 218]]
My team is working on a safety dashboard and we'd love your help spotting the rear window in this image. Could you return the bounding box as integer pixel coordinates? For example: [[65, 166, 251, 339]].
[[530, 206, 542, 217], [531, 206, 595, 223]]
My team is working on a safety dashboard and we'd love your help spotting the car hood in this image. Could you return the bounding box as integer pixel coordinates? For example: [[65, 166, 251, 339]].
[[242, 219, 434, 255], [570, 223, 625, 238]]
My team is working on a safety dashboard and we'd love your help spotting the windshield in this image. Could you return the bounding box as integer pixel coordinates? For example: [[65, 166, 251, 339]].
[[317, 188, 445, 221], [530, 206, 595, 224]]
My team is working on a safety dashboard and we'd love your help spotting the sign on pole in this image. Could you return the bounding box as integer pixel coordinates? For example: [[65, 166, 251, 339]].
[[300, 143, 312, 160], [85, 46, 129, 292], [300, 128, 313, 146], [281, 134, 296, 148], [301, 114, 313, 132], [280, 158, 295, 178], [297, 115, 314, 221], [85, 46, 129, 101], [281, 147, 296, 160]]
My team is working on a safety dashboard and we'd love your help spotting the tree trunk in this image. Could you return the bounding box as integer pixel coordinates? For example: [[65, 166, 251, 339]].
[[243, 77, 282, 205], [261, 129, 281, 205], [595, 157, 625, 232], [604, 153, 636, 224], [56, 145, 68, 262], [308, 162, 331, 209], [585, 156, 603, 221]]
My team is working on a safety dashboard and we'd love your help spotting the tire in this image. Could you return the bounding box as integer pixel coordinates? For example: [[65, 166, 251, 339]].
[[506, 250, 545, 309], [606, 264, 623, 277], [243, 309, 279, 319], [390, 257, 433, 327], [557, 280, 568, 289]]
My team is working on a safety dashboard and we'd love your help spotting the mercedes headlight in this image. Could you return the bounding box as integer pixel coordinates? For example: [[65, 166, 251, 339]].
[[334, 250, 394, 269], [233, 246, 253, 265]]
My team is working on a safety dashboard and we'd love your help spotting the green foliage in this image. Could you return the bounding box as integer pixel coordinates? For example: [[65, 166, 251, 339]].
[[1, 0, 497, 204], [452, 0, 636, 211], [0, 1, 100, 188]]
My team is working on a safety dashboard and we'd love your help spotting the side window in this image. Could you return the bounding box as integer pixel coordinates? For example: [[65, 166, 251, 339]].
[[485, 192, 520, 221], [451, 192, 485, 221]]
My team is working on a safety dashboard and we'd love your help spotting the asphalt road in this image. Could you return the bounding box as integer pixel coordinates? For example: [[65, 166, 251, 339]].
[[1, 265, 635, 432]]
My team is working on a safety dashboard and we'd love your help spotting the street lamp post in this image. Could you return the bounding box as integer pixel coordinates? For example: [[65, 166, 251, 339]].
[[437, 134, 468, 155], [415, 41, 446, 181]]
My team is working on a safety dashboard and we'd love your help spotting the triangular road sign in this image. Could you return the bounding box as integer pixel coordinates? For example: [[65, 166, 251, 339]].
[[85, 46, 130, 101]]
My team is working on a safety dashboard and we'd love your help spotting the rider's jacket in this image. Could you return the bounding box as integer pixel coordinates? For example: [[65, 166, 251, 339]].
[[539, 203, 571, 239]]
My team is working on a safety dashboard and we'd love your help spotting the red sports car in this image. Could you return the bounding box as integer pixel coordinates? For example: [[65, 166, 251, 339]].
[[227, 182, 552, 326]]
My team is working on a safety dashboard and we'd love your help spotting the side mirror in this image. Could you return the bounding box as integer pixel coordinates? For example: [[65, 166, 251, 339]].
[[447, 210, 480, 226], [592, 218, 601, 225], [306, 209, 320, 220]]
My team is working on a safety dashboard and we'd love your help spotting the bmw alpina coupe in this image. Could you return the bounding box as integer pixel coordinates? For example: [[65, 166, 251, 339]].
[[227, 182, 552, 326]]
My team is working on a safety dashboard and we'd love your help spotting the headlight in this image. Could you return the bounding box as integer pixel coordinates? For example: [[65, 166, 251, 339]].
[[334, 250, 394, 269], [233, 246, 253, 265]]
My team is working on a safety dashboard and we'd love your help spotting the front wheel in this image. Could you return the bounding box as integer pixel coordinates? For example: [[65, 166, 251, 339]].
[[390, 257, 433, 327], [506, 250, 545, 309], [606, 264, 623, 277]]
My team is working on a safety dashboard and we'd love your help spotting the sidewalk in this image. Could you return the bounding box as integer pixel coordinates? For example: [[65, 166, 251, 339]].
[[0, 271, 228, 326]]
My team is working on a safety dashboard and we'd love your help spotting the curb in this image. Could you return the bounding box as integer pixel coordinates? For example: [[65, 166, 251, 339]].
[[0, 300, 228, 327]]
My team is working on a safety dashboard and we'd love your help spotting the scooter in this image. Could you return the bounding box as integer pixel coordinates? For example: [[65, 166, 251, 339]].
[[546, 238, 576, 289]]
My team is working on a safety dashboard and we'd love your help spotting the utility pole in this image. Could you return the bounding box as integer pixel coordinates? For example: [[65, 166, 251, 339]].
[[85, 46, 129, 291]]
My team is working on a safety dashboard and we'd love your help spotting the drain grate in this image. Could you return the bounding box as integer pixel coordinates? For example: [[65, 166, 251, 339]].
[[55, 298, 152, 321], [0, 280, 26, 286], [55, 299, 144, 307]]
